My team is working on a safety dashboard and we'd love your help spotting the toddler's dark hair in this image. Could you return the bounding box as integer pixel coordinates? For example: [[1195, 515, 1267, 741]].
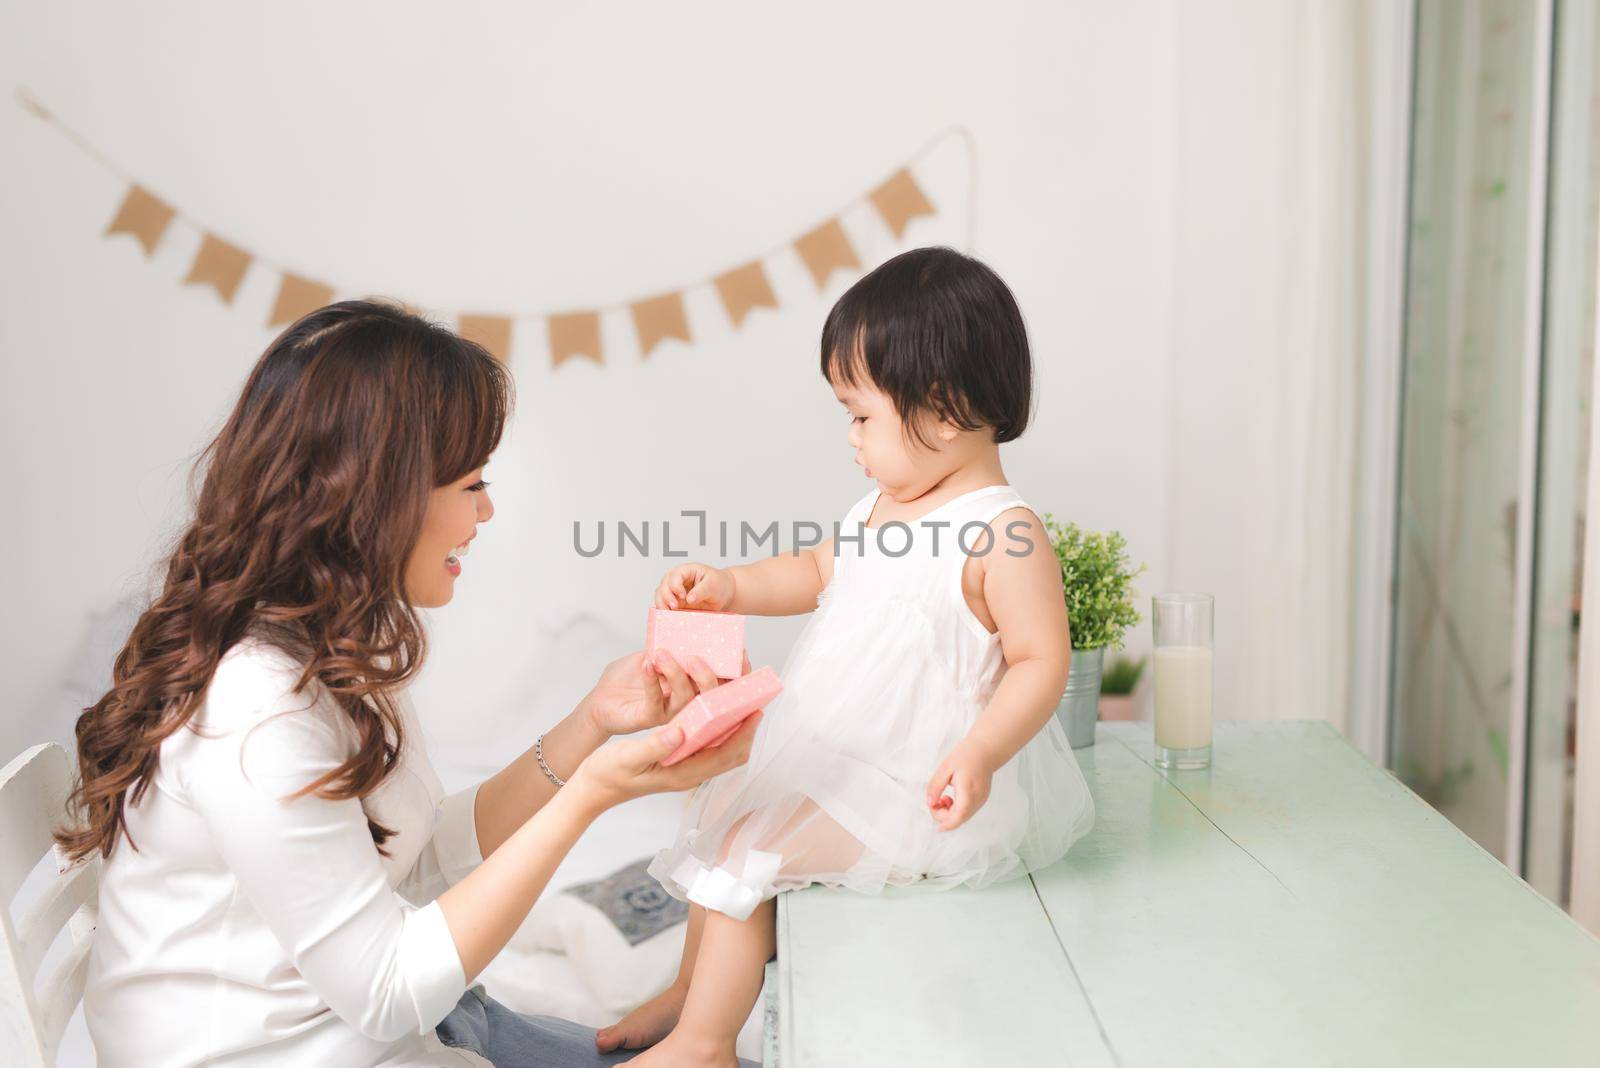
[[820, 246, 1032, 448]]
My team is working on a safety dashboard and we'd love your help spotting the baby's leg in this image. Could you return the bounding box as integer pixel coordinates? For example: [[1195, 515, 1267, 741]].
[[599, 806, 764, 1055], [625, 896, 775, 1066], [595, 904, 707, 1053], [631, 801, 867, 1065]]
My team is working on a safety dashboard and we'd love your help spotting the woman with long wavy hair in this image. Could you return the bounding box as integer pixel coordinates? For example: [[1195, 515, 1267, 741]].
[[59, 300, 760, 1067]]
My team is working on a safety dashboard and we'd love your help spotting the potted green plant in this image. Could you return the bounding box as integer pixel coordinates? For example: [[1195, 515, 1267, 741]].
[[1098, 655, 1146, 722], [1042, 516, 1144, 748]]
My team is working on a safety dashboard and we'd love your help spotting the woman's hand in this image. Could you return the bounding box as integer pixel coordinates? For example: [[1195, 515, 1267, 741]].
[[925, 738, 998, 832], [568, 710, 764, 812], [583, 648, 750, 737], [655, 563, 736, 611]]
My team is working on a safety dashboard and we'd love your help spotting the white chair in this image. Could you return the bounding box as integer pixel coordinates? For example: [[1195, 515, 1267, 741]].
[[0, 744, 100, 1067]]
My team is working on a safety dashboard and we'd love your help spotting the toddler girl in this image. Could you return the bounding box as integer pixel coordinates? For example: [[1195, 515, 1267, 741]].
[[598, 246, 1095, 1066]]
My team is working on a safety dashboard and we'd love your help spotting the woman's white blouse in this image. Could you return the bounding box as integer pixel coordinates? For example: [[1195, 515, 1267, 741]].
[[84, 633, 490, 1066]]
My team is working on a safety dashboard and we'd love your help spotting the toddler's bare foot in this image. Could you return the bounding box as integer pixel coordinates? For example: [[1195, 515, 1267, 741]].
[[621, 1028, 740, 1067], [596, 982, 689, 1053]]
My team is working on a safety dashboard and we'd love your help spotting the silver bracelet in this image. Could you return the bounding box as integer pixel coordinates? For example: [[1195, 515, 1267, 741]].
[[534, 734, 566, 788]]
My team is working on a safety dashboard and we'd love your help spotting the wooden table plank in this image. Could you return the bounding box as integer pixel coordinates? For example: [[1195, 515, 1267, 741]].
[[1029, 721, 1600, 1067], [776, 873, 1114, 1067], [776, 721, 1600, 1066], [1026, 721, 1306, 1066]]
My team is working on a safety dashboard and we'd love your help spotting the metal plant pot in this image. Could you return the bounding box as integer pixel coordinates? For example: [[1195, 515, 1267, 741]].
[[1055, 646, 1105, 749]]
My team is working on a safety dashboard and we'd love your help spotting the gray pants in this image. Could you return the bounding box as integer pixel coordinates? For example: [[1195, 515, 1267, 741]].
[[436, 985, 761, 1067]]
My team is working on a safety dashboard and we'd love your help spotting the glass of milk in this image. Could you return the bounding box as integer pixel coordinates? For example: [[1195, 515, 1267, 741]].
[[1152, 593, 1214, 769]]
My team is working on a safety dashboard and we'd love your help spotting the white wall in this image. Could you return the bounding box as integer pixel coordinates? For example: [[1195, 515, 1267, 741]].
[[0, 0, 1184, 776], [0, 1, 1379, 781]]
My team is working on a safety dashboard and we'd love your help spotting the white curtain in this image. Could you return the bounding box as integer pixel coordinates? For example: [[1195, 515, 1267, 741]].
[[1163, 0, 1380, 736]]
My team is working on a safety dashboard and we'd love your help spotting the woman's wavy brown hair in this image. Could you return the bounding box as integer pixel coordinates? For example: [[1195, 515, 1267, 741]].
[[55, 299, 513, 863]]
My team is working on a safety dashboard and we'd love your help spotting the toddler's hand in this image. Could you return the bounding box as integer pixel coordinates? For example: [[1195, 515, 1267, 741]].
[[655, 562, 735, 611], [925, 740, 997, 832]]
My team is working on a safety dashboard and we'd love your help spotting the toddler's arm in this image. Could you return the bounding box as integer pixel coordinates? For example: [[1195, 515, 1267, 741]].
[[656, 538, 835, 617], [926, 509, 1072, 830]]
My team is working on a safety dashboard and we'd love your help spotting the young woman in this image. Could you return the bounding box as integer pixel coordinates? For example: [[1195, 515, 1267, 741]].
[[58, 300, 761, 1067]]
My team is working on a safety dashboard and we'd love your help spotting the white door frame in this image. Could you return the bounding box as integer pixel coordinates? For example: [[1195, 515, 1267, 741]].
[[1506, 0, 1557, 876], [1360, 0, 1561, 885], [1350, 0, 1416, 767], [1571, 15, 1600, 936]]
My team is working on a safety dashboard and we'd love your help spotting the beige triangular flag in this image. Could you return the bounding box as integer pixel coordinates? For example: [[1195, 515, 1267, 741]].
[[794, 219, 860, 291], [870, 168, 936, 239], [631, 292, 690, 357], [459, 314, 513, 363], [714, 262, 778, 328], [184, 233, 252, 305], [105, 185, 175, 258], [549, 312, 602, 368], [269, 272, 335, 327]]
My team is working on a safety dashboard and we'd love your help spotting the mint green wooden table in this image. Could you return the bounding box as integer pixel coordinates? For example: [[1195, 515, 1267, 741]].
[[761, 721, 1600, 1067]]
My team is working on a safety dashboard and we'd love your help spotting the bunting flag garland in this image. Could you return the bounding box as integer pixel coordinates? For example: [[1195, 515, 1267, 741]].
[[793, 219, 862, 291], [714, 261, 778, 328], [184, 233, 252, 304], [630, 292, 691, 358], [17, 85, 976, 370], [870, 168, 937, 240], [269, 273, 336, 327], [105, 185, 174, 257], [458, 314, 513, 363], [549, 311, 603, 367]]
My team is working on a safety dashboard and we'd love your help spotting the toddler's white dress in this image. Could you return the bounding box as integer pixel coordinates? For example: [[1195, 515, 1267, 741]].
[[648, 484, 1095, 920]]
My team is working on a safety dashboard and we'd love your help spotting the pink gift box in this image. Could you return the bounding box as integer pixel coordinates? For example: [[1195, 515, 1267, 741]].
[[661, 666, 782, 767], [645, 607, 746, 679]]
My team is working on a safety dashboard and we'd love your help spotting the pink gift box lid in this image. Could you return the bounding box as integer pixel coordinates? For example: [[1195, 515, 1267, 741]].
[[661, 666, 782, 766], [645, 607, 746, 679]]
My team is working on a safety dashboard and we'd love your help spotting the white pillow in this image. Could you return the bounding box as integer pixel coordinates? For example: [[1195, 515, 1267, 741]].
[[531, 890, 686, 1014], [500, 881, 767, 1063]]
